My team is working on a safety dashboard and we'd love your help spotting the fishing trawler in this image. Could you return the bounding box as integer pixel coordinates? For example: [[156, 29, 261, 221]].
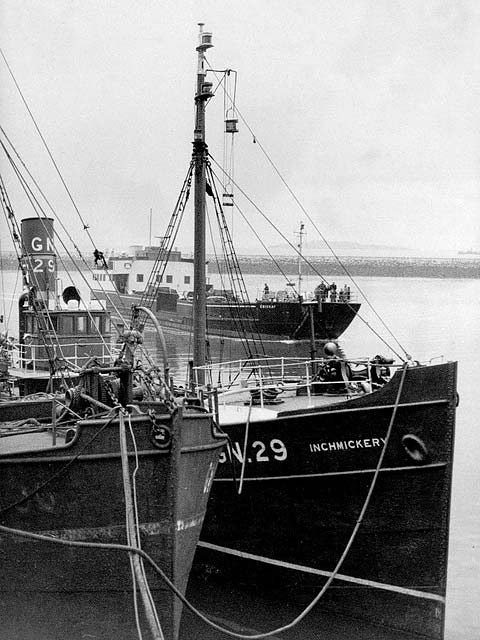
[[0, 177, 226, 637], [1, 24, 457, 640], [177, 26, 454, 640], [91, 236, 360, 358]]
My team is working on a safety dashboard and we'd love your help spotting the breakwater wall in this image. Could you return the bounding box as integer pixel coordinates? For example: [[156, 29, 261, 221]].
[[210, 256, 480, 279], [1, 253, 479, 279]]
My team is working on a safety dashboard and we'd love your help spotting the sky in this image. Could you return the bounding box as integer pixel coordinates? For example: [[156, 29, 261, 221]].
[[1, 0, 479, 258]]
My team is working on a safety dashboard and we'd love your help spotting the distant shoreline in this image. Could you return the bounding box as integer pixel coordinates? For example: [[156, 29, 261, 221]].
[[1, 254, 479, 279], [211, 256, 480, 279]]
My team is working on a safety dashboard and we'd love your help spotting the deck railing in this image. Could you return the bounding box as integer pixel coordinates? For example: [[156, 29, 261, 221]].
[[192, 355, 404, 408], [11, 340, 117, 373]]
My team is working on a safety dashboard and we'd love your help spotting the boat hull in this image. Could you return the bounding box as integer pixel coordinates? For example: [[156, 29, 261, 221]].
[[93, 290, 360, 353], [194, 361, 457, 639], [0, 404, 224, 640]]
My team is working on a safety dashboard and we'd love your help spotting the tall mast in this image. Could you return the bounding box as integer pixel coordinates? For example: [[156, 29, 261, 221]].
[[296, 221, 305, 297], [193, 24, 213, 383]]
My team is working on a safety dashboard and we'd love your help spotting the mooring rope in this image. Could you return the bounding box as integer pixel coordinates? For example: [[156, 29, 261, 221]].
[[0, 364, 409, 638], [119, 411, 164, 640]]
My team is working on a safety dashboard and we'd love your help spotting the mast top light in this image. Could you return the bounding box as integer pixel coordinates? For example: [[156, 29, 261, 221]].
[[197, 24, 213, 51]]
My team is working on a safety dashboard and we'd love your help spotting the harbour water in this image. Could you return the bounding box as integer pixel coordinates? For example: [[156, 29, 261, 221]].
[[1, 270, 479, 639]]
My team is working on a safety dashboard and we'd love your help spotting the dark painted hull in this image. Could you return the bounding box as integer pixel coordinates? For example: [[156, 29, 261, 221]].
[[95, 291, 360, 348], [194, 361, 457, 639], [0, 403, 224, 640]]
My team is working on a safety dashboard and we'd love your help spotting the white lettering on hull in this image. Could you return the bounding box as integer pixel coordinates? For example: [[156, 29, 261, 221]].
[[309, 438, 386, 453]]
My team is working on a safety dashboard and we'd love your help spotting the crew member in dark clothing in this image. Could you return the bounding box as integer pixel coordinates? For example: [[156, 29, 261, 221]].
[[330, 282, 337, 302], [315, 282, 328, 302]]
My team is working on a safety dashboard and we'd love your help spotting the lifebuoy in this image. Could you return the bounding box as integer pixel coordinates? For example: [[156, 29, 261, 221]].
[[150, 423, 171, 449], [402, 434, 429, 463]]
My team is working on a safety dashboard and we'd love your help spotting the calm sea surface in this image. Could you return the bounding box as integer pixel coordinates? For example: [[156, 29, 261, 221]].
[[1, 270, 479, 639]]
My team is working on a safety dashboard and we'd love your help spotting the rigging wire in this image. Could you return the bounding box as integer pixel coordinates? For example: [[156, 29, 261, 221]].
[[209, 164, 300, 294], [206, 163, 268, 361], [0, 51, 131, 343], [204, 57, 410, 361], [0, 49, 100, 253], [209, 156, 407, 361], [0, 235, 6, 326], [0, 168, 70, 375], [135, 161, 194, 319], [222, 69, 238, 211], [0, 149, 107, 378], [205, 203, 258, 362], [0, 365, 409, 640], [231, 118, 410, 359], [1, 132, 159, 387], [0, 198, 21, 334], [0, 126, 131, 338]]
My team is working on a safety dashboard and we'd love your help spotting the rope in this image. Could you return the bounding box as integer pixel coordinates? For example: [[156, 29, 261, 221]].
[[210, 166, 299, 295], [205, 163, 274, 369], [124, 415, 144, 640], [0, 365, 410, 638], [0, 49, 99, 252], [128, 412, 164, 636], [224, 109, 411, 359], [0, 131, 127, 347], [238, 396, 253, 494], [0, 165, 74, 371], [205, 196, 264, 362], [203, 60, 411, 360], [209, 155, 407, 361], [119, 411, 164, 640], [127, 414, 145, 640]]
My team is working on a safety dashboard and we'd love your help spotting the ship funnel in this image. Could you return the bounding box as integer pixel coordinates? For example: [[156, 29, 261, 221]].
[[21, 217, 57, 306]]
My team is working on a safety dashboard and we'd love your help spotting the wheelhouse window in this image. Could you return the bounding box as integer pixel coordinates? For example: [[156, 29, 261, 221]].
[[166, 275, 173, 283], [184, 276, 191, 284], [136, 274, 144, 283], [76, 316, 87, 333], [60, 316, 74, 334], [91, 316, 101, 333]]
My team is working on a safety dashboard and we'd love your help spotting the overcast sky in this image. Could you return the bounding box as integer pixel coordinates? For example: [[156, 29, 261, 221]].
[[1, 0, 479, 258]]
